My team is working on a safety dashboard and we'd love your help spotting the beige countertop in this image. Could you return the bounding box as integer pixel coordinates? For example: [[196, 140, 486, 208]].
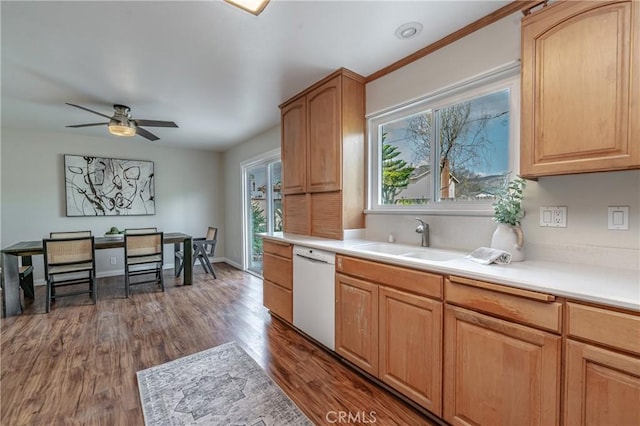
[[261, 232, 640, 312]]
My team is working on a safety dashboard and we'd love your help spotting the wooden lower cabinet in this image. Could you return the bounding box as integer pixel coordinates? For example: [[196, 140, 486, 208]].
[[263, 280, 292, 322], [443, 304, 561, 426], [379, 286, 442, 415], [335, 272, 378, 375], [564, 301, 640, 425], [565, 339, 640, 426], [335, 255, 444, 414], [262, 241, 293, 323]]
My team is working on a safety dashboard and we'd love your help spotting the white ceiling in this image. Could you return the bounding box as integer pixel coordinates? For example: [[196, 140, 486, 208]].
[[1, 0, 510, 151]]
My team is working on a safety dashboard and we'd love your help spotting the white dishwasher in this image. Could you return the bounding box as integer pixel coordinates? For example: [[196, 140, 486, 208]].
[[292, 245, 336, 350]]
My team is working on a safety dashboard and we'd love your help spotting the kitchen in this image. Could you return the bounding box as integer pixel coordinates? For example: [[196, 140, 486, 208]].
[[261, 1, 640, 425]]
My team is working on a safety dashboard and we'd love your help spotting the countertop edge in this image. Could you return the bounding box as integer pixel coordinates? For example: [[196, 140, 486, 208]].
[[261, 233, 640, 313]]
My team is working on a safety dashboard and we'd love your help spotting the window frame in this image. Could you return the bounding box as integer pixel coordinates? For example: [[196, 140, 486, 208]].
[[366, 62, 521, 216]]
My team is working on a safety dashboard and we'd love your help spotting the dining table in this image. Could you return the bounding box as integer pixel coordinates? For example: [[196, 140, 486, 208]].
[[1, 232, 193, 317]]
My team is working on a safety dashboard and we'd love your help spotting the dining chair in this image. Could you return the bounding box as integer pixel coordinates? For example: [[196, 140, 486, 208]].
[[124, 232, 164, 297], [175, 227, 218, 279], [50, 230, 92, 238], [125, 227, 158, 234], [0, 265, 34, 309], [43, 235, 96, 313], [19, 265, 35, 300]]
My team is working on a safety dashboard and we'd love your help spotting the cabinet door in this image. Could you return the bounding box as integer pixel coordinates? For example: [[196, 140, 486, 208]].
[[521, 0, 639, 177], [281, 97, 307, 194], [335, 273, 378, 375], [283, 194, 309, 235], [443, 305, 561, 426], [565, 339, 640, 426], [379, 286, 442, 415], [307, 76, 342, 193], [310, 191, 342, 239]]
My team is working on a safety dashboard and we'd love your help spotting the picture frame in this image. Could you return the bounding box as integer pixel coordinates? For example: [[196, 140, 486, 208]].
[[64, 154, 155, 216]]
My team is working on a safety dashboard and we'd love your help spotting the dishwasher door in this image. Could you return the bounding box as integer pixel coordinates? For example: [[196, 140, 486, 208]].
[[292, 245, 336, 350]]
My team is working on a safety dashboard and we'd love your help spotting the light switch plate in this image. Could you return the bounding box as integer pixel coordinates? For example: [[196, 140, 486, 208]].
[[540, 206, 567, 227], [608, 206, 629, 230]]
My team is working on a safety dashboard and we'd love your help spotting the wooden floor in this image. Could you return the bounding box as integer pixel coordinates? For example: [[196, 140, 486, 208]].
[[1, 264, 437, 425]]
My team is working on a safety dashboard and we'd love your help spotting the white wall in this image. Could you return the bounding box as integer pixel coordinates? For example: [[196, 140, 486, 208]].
[[366, 12, 640, 269], [1, 128, 224, 280], [222, 125, 281, 267]]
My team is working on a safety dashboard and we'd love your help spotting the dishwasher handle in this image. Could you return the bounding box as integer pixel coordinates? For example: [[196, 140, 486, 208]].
[[295, 253, 330, 264]]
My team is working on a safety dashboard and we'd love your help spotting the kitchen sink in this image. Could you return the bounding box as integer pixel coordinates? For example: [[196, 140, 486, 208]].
[[400, 249, 462, 262], [352, 242, 463, 262], [352, 242, 417, 255]]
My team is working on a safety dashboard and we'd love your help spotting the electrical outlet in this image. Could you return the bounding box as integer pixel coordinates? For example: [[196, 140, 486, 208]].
[[110, 257, 117, 265], [539, 206, 567, 227]]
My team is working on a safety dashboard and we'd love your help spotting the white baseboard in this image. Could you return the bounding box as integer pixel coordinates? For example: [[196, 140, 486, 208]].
[[222, 258, 243, 269]]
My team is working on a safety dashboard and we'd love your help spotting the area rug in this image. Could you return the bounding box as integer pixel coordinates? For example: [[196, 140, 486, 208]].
[[137, 341, 313, 426]]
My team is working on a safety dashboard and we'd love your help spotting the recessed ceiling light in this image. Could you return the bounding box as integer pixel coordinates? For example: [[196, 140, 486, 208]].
[[395, 22, 423, 40], [225, 0, 270, 16]]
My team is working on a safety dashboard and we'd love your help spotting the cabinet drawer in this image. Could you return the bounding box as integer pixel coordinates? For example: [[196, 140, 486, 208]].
[[262, 253, 292, 290], [263, 240, 292, 259], [263, 280, 292, 323], [567, 302, 640, 356], [445, 276, 562, 333], [336, 255, 442, 300]]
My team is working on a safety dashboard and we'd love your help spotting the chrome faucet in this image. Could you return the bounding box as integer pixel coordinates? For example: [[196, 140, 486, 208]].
[[415, 218, 430, 247]]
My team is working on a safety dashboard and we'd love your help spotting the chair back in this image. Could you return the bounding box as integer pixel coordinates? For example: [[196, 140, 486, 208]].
[[204, 227, 218, 256], [125, 227, 158, 234], [125, 232, 163, 260], [50, 230, 92, 239], [44, 236, 95, 267]]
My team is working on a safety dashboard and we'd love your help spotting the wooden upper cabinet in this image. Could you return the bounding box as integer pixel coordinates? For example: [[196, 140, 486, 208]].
[[283, 193, 310, 235], [279, 68, 365, 238], [281, 98, 307, 194], [521, 0, 639, 178], [307, 77, 342, 192]]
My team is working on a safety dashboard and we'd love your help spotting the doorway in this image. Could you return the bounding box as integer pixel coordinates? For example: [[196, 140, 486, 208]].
[[242, 151, 282, 275]]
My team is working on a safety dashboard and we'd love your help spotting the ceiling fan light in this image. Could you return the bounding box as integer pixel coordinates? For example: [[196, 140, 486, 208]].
[[108, 124, 136, 137], [224, 0, 270, 15]]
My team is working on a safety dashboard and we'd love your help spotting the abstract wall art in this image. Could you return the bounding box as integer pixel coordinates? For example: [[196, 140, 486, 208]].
[[64, 154, 155, 216]]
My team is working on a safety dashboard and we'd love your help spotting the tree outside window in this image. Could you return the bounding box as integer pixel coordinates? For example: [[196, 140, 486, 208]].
[[378, 87, 511, 206]]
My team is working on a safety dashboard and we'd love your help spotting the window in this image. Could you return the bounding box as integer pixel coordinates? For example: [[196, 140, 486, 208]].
[[242, 149, 282, 275], [368, 65, 519, 213]]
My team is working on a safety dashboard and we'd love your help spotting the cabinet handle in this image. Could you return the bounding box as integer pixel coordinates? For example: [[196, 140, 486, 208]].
[[449, 276, 556, 302]]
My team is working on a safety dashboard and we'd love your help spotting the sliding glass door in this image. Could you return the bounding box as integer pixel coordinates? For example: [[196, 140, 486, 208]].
[[244, 154, 282, 275]]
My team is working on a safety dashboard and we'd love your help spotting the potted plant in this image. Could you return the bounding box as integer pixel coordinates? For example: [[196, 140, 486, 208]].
[[491, 177, 526, 261]]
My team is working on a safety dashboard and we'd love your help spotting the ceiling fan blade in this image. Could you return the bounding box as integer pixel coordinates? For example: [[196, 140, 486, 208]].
[[66, 103, 112, 119], [136, 126, 160, 141], [66, 122, 108, 128], [133, 119, 178, 128]]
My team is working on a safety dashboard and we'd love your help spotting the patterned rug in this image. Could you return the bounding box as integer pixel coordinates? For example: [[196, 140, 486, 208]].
[[137, 341, 313, 425]]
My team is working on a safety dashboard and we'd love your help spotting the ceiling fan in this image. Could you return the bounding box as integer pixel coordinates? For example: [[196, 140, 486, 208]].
[[65, 103, 178, 141]]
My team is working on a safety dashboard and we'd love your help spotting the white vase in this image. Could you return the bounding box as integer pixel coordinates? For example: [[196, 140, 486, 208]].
[[490, 223, 525, 262]]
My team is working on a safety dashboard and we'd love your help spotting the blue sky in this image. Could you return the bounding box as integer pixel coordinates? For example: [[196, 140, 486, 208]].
[[382, 89, 510, 176]]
